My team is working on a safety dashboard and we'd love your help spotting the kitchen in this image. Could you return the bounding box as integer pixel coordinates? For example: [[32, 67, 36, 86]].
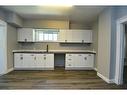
[[0, 6, 127, 89]]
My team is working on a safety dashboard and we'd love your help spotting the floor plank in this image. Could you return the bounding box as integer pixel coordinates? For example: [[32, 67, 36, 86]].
[[0, 68, 127, 89]]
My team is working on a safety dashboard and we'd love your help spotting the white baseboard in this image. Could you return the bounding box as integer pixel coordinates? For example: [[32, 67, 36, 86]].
[[65, 67, 94, 70], [0, 67, 14, 76], [14, 67, 54, 70], [97, 72, 114, 83], [7, 67, 14, 73], [94, 68, 97, 71]]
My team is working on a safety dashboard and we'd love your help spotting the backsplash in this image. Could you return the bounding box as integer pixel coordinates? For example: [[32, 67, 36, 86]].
[[17, 42, 93, 50]]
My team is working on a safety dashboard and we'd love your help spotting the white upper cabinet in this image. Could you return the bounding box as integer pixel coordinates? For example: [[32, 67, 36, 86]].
[[58, 29, 92, 43], [17, 28, 35, 42], [58, 30, 66, 42]]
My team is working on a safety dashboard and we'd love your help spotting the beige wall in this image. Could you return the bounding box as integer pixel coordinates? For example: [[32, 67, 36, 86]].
[[18, 42, 93, 51], [97, 8, 112, 79], [92, 20, 98, 69], [23, 19, 69, 29], [69, 22, 92, 29], [7, 24, 18, 69], [0, 8, 23, 27], [0, 9, 6, 21], [6, 12, 23, 27]]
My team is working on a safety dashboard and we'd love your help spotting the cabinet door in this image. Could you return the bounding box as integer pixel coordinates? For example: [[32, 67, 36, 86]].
[[66, 30, 72, 42], [17, 28, 35, 42], [82, 30, 92, 43], [65, 54, 75, 67], [23, 53, 35, 68], [45, 54, 54, 68], [86, 54, 94, 67], [35, 54, 45, 68], [83, 54, 94, 67], [74, 54, 84, 67], [58, 30, 66, 42], [14, 53, 23, 68]]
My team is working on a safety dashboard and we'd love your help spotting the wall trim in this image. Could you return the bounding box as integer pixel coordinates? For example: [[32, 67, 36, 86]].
[[94, 68, 97, 71], [7, 67, 14, 73], [65, 67, 94, 70], [97, 72, 114, 83]]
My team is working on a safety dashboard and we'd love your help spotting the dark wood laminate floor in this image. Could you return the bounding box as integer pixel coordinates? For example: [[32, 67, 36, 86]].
[[0, 68, 127, 89]]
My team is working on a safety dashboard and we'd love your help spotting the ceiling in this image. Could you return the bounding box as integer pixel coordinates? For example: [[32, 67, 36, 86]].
[[2, 6, 106, 24]]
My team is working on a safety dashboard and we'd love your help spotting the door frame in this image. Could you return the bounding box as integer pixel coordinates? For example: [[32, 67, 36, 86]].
[[115, 16, 127, 85], [0, 19, 7, 75]]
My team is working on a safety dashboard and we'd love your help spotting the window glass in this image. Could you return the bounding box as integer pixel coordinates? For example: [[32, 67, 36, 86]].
[[35, 29, 58, 41]]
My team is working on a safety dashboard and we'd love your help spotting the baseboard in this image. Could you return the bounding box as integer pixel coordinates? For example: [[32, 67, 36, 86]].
[[14, 68, 54, 70], [94, 68, 97, 71], [65, 67, 94, 70], [0, 67, 14, 76], [7, 67, 14, 73], [97, 72, 114, 83]]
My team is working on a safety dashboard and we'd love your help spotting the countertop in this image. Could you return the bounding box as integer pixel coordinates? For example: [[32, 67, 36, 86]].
[[12, 50, 96, 54]]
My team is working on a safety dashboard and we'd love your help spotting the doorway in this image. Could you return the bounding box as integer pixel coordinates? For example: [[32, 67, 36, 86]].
[[115, 16, 127, 85], [123, 24, 127, 84], [0, 19, 7, 75]]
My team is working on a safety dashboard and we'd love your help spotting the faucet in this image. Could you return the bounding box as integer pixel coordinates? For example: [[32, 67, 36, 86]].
[[46, 44, 49, 52]]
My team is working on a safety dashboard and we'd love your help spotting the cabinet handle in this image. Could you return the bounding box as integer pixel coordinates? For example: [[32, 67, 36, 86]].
[[84, 57, 87, 60], [44, 57, 46, 60], [31, 55, 34, 56], [89, 54, 91, 56], [68, 59, 71, 60], [82, 40, 84, 43], [68, 64, 71, 66], [34, 57, 36, 60], [69, 54, 72, 56], [20, 57, 23, 60], [65, 40, 67, 42], [25, 39, 27, 42], [78, 54, 82, 56]]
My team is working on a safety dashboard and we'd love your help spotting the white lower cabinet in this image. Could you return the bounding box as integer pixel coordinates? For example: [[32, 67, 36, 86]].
[[23, 53, 35, 68], [65, 53, 94, 70], [14, 53, 23, 68], [14, 53, 94, 70], [35, 54, 45, 68], [45, 54, 54, 68], [14, 53, 54, 70], [65, 54, 75, 67]]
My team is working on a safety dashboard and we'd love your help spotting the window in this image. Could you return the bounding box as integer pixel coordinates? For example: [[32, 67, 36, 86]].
[[35, 29, 58, 42]]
